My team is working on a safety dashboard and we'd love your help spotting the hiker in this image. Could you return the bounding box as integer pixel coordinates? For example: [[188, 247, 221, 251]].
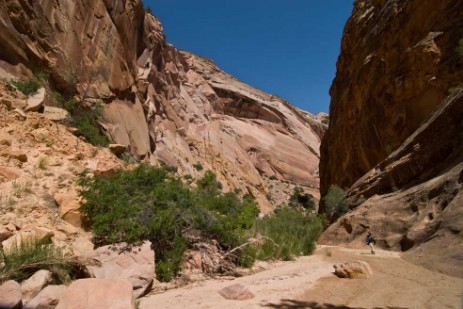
[[365, 227, 376, 255]]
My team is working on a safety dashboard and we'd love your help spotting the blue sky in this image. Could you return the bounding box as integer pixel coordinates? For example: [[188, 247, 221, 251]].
[[143, 1, 354, 114]]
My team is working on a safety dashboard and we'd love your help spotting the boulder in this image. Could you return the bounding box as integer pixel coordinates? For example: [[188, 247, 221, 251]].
[[24, 285, 67, 309], [21, 270, 53, 302], [109, 144, 127, 156], [55, 279, 134, 309], [218, 284, 255, 300], [84, 241, 154, 298], [2, 225, 54, 254], [333, 261, 373, 279], [25, 88, 46, 112], [0, 280, 22, 309]]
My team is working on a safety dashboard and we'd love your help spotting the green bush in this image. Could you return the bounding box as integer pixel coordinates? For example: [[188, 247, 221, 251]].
[[289, 187, 316, 210], [50, 92, 108, 146], [193, 162, 203, 171], [0, 240, 75, 284], [79, 166, 260, 281], [252, 208, 323, 261], [73, 105, 109, 147], [323, 185, 348, 217], [11, 78, 42, 96]]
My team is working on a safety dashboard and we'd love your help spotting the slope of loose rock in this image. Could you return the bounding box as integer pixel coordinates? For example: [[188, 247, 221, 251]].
[[0, 82, 123, 254]]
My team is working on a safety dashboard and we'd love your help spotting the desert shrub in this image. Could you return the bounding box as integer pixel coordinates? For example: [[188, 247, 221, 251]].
[[252, 208, 323, 261], [11, 77, 42, 96], [0, 240, 75, 284], [289, 187, 316, 210], [192, 162, 203, 171], [79, 165, 259, 281], [50, 92, 108, 146], [323, 185, 348, 217], [74, 108, 109, 146]]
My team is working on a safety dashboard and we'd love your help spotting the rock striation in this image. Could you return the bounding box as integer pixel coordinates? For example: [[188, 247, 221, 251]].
[[319, 0, 463, 277], [0, 0, 325, 210]]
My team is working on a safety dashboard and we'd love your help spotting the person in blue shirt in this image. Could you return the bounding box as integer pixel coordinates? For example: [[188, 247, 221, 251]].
[[365, 227, 376, 255]]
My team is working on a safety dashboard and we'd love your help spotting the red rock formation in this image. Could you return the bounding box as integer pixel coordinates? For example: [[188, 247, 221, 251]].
[[320, 0, 463, 200], [0, 1, 325, 210], [319, 0, 463, 277]]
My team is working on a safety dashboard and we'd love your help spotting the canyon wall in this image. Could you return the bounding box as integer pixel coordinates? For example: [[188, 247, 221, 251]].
[[0, 0, 326, 211], [319, 0, 463, 277]]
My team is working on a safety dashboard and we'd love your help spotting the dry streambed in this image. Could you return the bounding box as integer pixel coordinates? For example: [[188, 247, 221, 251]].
[[140, 246, 462, 309]]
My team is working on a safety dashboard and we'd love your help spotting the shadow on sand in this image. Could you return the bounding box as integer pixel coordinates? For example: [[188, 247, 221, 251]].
[[261, 299, 408, 309]]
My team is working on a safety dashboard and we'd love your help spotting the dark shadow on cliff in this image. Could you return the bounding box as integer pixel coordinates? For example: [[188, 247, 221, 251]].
[[261, 299, 407, 309]]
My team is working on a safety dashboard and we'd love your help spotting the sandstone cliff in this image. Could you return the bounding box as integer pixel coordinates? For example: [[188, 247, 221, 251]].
[[0, 0, 325, 211], [319, 0, 463, 277]]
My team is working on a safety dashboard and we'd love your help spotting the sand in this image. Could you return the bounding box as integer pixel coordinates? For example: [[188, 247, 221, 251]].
[[139, 246, 463, 309]]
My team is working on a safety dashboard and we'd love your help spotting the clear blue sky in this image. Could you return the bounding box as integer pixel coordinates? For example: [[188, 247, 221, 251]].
[[143, 1, 354, 114]]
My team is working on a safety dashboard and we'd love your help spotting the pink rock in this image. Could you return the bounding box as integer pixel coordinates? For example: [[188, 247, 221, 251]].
[[55, 279, 134, 309], [0, 280, 22, 309], [218, 284, 255, 300], [84, 241, 154, 298], [333, 261, 373, 279], [24, 285, 67, 309]]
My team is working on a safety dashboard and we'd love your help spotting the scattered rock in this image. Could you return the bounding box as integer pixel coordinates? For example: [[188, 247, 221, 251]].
[[24, 285, 67, 309], [218, 284, 255, 300], [21, 270, 53, 302], [0, 166, 22, 180], [83, 241, 154, 298], [2, 225, 54, 254], [25, 88, 46, 112], [71, 236, 94, 256], [0, 280, 22, 309], [0, 132, 12, 146], [333, 261, 373, 279], [1, 150, 28, 162], [55, 279, 134, 309], [109, 144, 127, 156], [43, 106, 69, 122], [12, 108, 27, 119], [53, 193, 81, 227]]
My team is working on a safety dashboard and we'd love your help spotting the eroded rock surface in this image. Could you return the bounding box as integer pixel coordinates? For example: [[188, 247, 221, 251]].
[[0, 1, 325, 211]]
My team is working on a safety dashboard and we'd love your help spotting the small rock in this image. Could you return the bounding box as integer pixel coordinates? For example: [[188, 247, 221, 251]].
[[218, 284, 255, 300], [25, 88, 46, 112], [55, 279, 134, 309], [333, 261, 373, 279], [109, 144, 127, 156], [21, 270, 53, 302], [12, 108, 27, 119], [53, 193, 82, 228], [0, 132, 13, 146], [24, 285, 67, 309], [0, 166, 22, 180], [0, 280, 22, 309], [71, 237, 94, 256], [43, 106, 69, 122], [1, 151, 28, 162]]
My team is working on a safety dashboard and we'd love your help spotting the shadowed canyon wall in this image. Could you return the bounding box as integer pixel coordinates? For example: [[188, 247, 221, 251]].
[[319, 0, 463, 277]]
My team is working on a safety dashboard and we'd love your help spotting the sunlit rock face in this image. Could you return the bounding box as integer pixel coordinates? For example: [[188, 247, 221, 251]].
[[0, 0, 325, 211], [319, 0, 463, 277]]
